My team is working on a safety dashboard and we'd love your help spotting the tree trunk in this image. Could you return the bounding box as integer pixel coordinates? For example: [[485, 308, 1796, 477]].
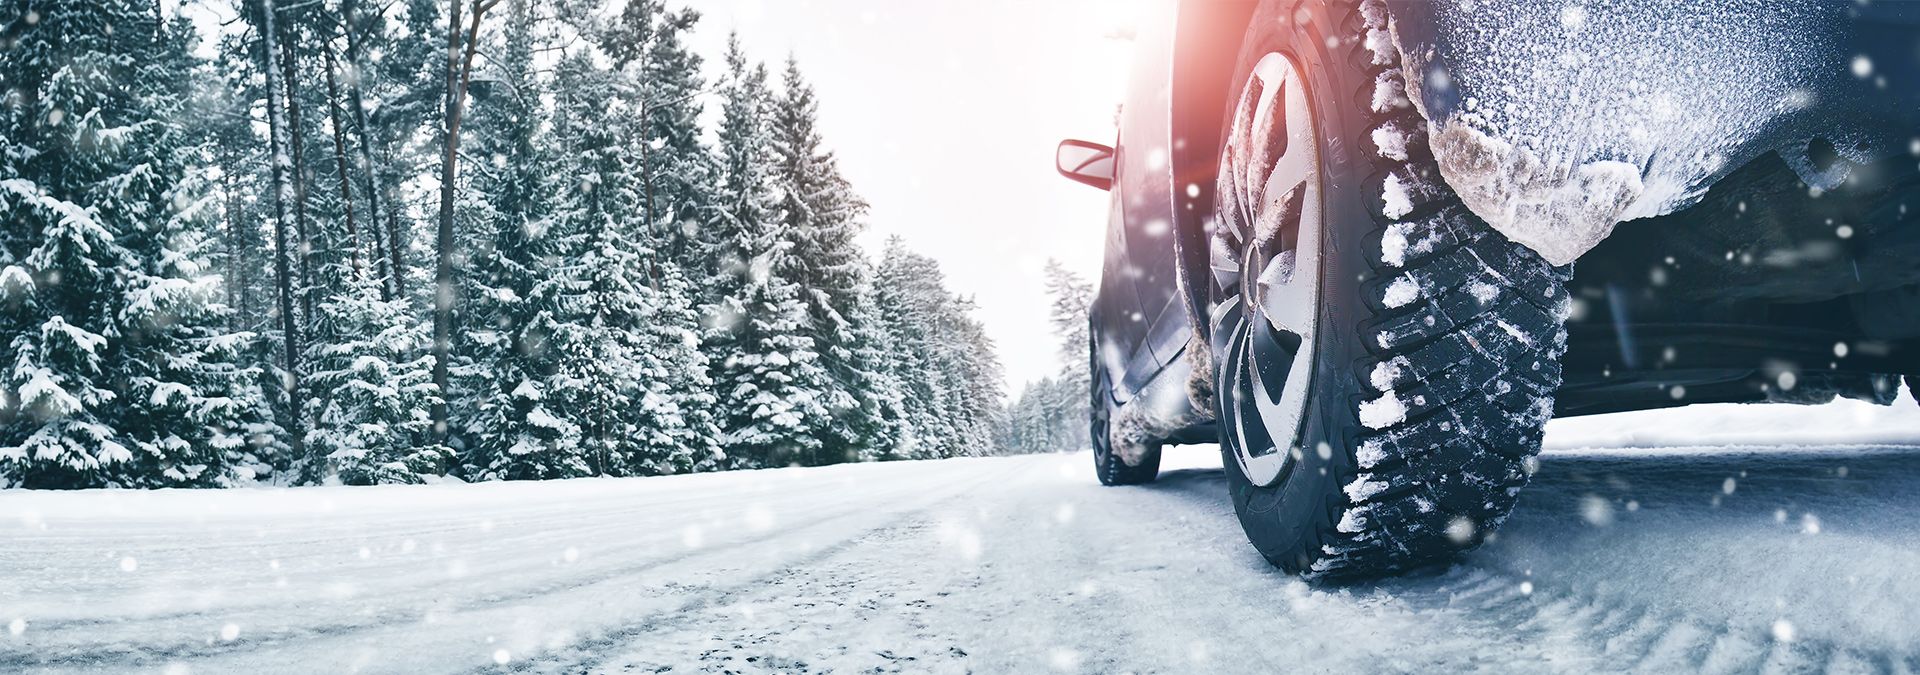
[[277, 20, 317, 328], [382, 152, 406, 299], [321, 39, 362, 276], [340, 0, 399, 302], [431, 0, 496, 439], [219, 155, 247, 329], [256, 0, 310, 480]]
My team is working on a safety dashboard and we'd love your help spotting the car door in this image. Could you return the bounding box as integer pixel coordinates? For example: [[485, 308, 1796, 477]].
[[1115, 1, 1193, 376], [1096, 183, 1156, 402]]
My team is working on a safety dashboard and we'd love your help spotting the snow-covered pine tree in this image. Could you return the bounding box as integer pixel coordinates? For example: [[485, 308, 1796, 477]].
[[561, 0, 724, 477], [455, 0, 583, 479], [769, 57, 901, 464], [624, 263, 723, 476], [303, 266, 449, 484], [871, 238, 954, 459], [704, 38, 833, 469], [871, 237, 1005, 459], [940, 301, 1005, 453], [117, 14, 280, 485], [839, 292, 907, 462], [997, 377, 1059, 453], [539, 49, 719, 479], [1037, 259, 1092, 449], [603, 0, 713, 276], [0, 1, 266, 487], [997, 375, 1086, 454]]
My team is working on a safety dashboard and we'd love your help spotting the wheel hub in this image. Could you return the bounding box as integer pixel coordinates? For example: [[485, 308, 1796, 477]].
[[1211, 52, 1324, 488]]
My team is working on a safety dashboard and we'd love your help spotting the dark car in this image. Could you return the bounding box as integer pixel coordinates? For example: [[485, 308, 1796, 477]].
[[1056, 0, 1920, 578]]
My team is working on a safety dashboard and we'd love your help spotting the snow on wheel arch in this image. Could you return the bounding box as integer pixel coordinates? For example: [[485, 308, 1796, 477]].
[[1378, 0, 1900, 266]]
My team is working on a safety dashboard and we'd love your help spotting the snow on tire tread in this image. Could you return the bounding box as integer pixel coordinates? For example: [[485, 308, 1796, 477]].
[[1309, 0, 1569, 581]]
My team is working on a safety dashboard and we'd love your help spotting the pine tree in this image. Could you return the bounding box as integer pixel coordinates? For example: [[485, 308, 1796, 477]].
[[479, 49, 613, 480], [533, 48, 719, 479], [202, 26, 290, 479], [941, 304, 1005, 453], [0, 1, 265, 487], [457, 0, 579, 478], [622, 264, 722, 476], [1039, 259, 1092, 449], [303, 267, 449, 484], [768, 57, 900, 464], [872, 237, 1004, 459], [839, 292, 907, 462], [872, 238, 952, 459], [704, 38, 832, 469]]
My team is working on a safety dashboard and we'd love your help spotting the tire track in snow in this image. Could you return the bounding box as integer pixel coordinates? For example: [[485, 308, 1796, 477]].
[[496, 457, 1037, 674], [514, 519, 982, 674], [3, 475, 891, 628], [1355, 444, 1920, 674], [0, 458, 1026, 673]]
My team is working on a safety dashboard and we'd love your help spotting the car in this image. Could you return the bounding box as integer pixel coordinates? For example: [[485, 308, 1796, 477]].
[[1055, 0, 1920, 579]]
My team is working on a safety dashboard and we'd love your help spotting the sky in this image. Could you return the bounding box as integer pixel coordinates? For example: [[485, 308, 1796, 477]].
[[677, 0, 1146, 392]]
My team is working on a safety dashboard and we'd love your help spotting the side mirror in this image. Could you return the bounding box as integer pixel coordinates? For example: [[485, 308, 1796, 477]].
[[1056, 139, 1116, 191]]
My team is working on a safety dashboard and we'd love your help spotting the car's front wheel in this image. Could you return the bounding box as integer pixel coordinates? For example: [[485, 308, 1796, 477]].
[[1205, 0, 1572, 579]]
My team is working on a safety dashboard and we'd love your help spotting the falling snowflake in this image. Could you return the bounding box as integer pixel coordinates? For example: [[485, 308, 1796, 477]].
[[1851, 55, 1873, 79], [1047, 647, 1082, 672], [1579, 495, 1614, 527], [1446, 516, 1477, 544], [1800, 513, 1821, 535]]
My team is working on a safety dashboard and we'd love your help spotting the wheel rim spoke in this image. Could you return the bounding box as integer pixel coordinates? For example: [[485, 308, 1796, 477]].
[[1211, 52, 1323, 488]]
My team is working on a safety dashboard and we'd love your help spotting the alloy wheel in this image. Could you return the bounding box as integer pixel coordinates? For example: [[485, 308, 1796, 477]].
[[1210, 52, 1324, 488]]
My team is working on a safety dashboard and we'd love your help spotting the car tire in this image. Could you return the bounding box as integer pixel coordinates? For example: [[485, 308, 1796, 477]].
[[1205, 0, 1572, 579]]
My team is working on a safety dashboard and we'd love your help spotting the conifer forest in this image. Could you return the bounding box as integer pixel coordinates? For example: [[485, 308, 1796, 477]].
[[0, 0, 1035, 488]]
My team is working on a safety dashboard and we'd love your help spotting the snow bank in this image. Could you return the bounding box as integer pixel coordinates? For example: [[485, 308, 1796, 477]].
[[1545, 386, 1920, 451]]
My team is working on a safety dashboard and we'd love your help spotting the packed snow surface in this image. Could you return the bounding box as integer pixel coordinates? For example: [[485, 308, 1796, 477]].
[[6, 396, 1920, 673]]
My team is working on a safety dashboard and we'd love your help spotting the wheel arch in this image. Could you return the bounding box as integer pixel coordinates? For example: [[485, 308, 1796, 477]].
[[1168, 0, 1260, 341]]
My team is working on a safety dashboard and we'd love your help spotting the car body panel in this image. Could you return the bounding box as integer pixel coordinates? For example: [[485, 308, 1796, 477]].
[[1097, 0, 1189, 404], [1096, 187, 1152, 401], [1094, 0, 1269, 413]]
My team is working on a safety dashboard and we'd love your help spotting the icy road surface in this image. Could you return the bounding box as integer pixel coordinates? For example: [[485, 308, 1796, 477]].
[[6, 399, 1920, 673]]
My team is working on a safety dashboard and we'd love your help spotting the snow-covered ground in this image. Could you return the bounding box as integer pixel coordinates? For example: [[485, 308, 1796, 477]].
[[6, 396, 1920, 674]]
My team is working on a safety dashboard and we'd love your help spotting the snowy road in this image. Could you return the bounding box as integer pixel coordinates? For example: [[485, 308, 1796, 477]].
[[6, 400, 1920, 673]]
